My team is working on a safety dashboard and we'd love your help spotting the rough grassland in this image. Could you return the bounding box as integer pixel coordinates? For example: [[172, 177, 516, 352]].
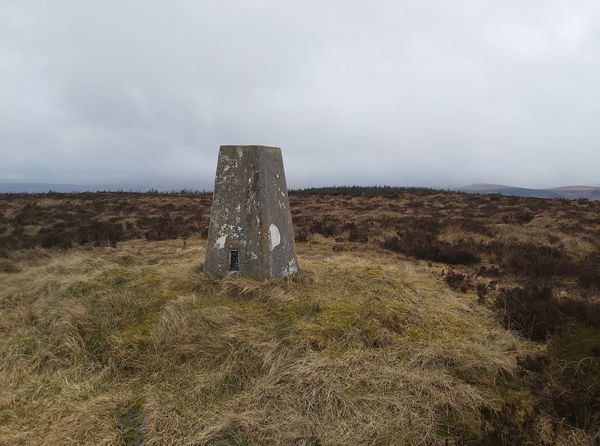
[[0, 238, 592, 445]]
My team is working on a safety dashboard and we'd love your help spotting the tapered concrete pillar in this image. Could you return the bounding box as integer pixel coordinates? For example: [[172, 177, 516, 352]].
[[204, 145, 298, 279]]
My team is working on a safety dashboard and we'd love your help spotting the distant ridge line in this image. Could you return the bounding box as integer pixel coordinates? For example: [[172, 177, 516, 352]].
[[460, 184, 600, 200], [1, 182, 599, 200]]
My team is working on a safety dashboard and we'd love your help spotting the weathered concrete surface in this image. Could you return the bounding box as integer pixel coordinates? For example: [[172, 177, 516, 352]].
[[204, 145, 298, 279]]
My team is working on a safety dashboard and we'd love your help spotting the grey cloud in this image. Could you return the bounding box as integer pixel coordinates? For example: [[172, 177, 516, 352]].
[[1, 0, 599, 189]]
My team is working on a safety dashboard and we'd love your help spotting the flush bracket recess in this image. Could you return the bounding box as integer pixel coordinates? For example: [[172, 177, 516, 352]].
[[228, 250, 239, 271]]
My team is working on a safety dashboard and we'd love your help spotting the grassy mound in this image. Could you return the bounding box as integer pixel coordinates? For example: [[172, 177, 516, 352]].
[[0, 239, 593, 445]]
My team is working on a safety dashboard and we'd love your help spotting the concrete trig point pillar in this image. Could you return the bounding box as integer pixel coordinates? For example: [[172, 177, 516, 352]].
[[204, 145, 299, 280]]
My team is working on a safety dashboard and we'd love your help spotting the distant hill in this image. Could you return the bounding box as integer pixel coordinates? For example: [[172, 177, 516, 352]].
[[461, 184, 600, 200], [3, 182, 600, 200], [549, 186, 600, 200]]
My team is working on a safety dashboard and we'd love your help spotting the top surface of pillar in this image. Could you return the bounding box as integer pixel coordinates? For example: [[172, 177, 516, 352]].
[[220, 145, 279, 150]]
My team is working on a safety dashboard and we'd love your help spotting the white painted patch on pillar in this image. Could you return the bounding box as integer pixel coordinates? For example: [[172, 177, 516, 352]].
[[215, 234, 227, 249], [269, 224, 281, 251]]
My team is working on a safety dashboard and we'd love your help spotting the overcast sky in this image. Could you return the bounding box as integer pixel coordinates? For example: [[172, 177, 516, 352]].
[[1, 1, 599, 189]]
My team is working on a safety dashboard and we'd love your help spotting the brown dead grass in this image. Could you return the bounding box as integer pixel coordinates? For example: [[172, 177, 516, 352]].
[[0, 238, 593, 445]]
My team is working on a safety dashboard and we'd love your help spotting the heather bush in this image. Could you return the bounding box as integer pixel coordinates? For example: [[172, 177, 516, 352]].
[[142, 215, 183, 241], [494, 285, 561, 341], [485, 241, 574, 278], [309, 217, 345, 237], [382, 231, 480, 265], [577, 250, 600, 288], [444, 270, 471, 292], [38, 231, 74, 249], [78, 221, 125, 247], [347, 222, 370, 243]]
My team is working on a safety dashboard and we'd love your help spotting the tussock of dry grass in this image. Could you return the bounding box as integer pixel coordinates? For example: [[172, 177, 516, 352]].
[[0, 238, 592, 445]]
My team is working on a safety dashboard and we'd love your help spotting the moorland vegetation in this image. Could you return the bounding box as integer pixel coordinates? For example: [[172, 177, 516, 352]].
[[1, 187, 599, 445]]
